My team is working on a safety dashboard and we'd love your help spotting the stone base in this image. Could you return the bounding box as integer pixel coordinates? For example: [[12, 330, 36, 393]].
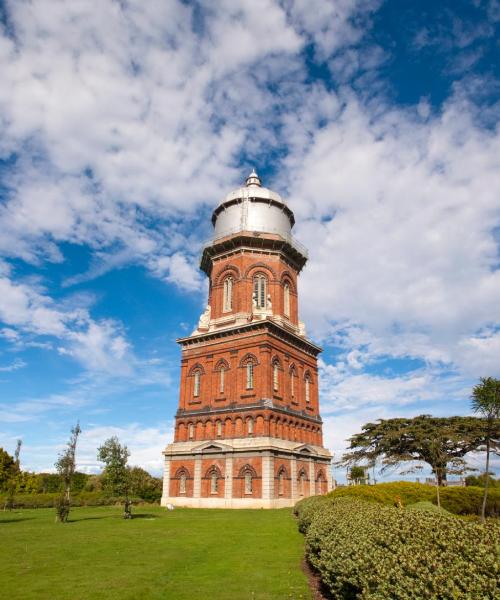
[[160, 496, 296, 509], [161, 436, 332, 509]]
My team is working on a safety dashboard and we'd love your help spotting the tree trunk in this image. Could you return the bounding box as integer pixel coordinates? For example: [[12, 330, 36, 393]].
[[481, 437, 490, 524]]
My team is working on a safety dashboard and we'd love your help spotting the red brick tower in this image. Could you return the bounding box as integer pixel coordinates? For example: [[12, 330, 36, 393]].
[[161, 171, 332, 508]]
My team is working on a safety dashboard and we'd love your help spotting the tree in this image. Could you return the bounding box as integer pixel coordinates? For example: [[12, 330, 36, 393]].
[[55, 423, 81, 523], [471, 377, 500, 522], [349, 466, 368, 485], [3, 440, 21, 510], [337, 415, 497, 508], [0, 447, 18, 491], [128, 466, 162, 502], [97, 437, 132, 518]]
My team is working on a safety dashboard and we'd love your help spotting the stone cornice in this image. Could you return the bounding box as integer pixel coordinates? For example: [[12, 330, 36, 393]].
[[200, 231, 307, 275], [177, 319, 322, 357]]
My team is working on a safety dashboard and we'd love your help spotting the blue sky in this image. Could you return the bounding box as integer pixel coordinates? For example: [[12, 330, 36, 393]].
[[0, 0, 499, 481]]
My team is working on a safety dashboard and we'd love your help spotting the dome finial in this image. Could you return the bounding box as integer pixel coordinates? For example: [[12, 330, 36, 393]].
[[245, 168, 261, 187]]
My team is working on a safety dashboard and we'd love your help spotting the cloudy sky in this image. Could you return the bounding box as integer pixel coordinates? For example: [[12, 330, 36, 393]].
[[0, 0, 499, 481]]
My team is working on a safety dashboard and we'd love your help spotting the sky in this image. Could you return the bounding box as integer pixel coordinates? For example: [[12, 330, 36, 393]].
[[0, 0, 499, 482]]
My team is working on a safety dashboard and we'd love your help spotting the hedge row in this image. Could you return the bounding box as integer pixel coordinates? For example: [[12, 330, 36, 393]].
[[296, 496, 499, 599], [328, 481, 500, 516], [0, 492, 156, 509]]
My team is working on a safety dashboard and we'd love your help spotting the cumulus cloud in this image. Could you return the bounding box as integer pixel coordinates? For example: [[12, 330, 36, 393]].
[[0, 261, 134, 374], [0, 0, 499, 473]]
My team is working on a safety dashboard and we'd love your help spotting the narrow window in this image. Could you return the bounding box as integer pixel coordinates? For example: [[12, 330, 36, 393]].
[[290, 368, 295, 398], [216, 420, 222, 437], [284, 283, 290, 317], [180, 473, 187, 494], [211, 472, 218, 494], [273, 361, 279, 392], [244, 471, 252, 494], [246, 361, 254, 389], [219, 365, 225, 394], [194, 370, 201, 397], [299, 472, 307, 496], [305, 374, 311, 403], [247, 418, 254, 435], [188, 423, 194, 439], [223, 277, 233, 312], [278, 471, 284, 496], [253, 275, 267, 309]]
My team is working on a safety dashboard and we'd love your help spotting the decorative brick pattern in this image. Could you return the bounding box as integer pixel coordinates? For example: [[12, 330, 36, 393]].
[[161, 182, 332, 509]]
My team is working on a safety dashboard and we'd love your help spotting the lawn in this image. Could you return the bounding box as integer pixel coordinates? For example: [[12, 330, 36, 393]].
[[0, 505, 311, 600]]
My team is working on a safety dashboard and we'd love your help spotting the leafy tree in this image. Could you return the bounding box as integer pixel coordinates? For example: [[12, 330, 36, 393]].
[[349, 466, 368, 485], [337, 415, 497, 508], [465, 473, 498, 488], [3, 440, 21, 510], [128, 466, 162, 502], [0, 447, 18, 491], [55, 423, 81, 523], [471, 377, 500, 522], [97, 436, 132, 518]]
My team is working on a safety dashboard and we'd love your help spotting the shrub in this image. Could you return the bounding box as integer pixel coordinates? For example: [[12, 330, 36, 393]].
[[328, 481, 499, 516], [299, 496, 499, 599], [0, 492, 153, 509]]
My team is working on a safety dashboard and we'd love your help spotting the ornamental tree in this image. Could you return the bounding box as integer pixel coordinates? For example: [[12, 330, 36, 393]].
[[337, 415, 497, 507], [471, 377, 500, 522], [97, 436, 132, 518], [55, 423, 81, 522]]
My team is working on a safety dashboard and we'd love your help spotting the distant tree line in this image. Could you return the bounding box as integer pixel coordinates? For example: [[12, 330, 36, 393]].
[[1, 430, 162, 522]]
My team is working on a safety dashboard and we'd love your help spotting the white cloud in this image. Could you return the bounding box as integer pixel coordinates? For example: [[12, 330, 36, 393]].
[[0, 262, 134, 374], [0, 358, 27, 372]]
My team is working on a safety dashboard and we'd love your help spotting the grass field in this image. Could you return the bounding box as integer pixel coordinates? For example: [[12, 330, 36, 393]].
[[0, 505, 311, 600]]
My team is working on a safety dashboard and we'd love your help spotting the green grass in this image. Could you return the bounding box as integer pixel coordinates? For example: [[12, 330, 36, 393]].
[[0, 506, 311, 600]]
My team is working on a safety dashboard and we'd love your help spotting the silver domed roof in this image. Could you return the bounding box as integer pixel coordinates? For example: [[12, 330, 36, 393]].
[[212, 170, 295, 239]]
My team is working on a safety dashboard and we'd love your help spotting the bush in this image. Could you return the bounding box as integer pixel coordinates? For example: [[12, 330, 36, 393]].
[[299, 496, 499, 599], [0, 492, 154, 509], [328, 481, 499, 516]]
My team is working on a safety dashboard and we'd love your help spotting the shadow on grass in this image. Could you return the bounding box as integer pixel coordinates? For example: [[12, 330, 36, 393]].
[[68, 512, 159, 522], [68, 514, 120, 522], [0, 517, 36, 524]]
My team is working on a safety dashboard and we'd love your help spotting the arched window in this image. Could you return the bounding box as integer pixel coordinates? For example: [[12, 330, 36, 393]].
[[253, 274, 267, 309], [216, 420, 222, 437], [219, 365, 225, 394], [188, 423, 194, 439], [223, 277, 233, 312], [193, 370, 201, 397], [273, 361, 279, 392], [247, 417, 254, 435], [305, 372, 311, 403], [244, 471, 252, 494], [299, 470, 307, 496], [180, 472, 187, 494], [284, 282, 290, 317], [290, 366, 296, 398], [246, 361, 254, 389], [211, 471, 218, 494], [277, 466, 287, 496]]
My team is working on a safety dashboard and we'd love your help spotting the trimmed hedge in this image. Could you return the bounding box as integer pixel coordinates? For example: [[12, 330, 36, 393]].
[[296, 496, 500, 599], [328, 481, 500, 516], [0, 492, 155, 509]]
